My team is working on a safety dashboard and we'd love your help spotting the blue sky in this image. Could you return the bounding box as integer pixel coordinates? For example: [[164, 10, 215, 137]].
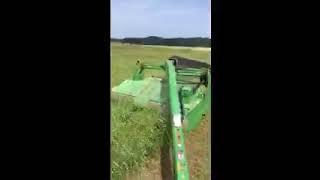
[[111, 0, 210, 38]]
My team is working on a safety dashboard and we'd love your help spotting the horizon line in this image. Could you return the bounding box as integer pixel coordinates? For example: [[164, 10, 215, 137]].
[[111, 36, 211, 39]]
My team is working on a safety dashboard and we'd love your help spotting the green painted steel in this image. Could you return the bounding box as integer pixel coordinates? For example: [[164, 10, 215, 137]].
[[166, 60, 182, 115], [176, 69, 207, 75], [132, 67, 144, 80], [172, 127, 189, 180], [176, 69, 206, 76], [111, 77, 163, 105], [132, 63, 165, 80], [143, 64, 165, 70], [182, 71, 211, 132], [176, 72, 203, 76], [166, 60, 189, 180]]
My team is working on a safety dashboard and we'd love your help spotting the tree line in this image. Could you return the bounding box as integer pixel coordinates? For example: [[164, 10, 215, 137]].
[[111, 36, 211, 47]]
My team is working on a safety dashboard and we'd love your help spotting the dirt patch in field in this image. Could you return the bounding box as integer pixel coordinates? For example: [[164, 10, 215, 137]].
[[185, 118, 210, 179]]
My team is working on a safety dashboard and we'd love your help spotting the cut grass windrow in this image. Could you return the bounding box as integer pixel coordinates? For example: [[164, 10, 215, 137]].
[[111, 97, 168, 180]]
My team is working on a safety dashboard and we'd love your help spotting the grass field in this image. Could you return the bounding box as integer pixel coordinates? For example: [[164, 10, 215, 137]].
[[111, 42, 211, 179]]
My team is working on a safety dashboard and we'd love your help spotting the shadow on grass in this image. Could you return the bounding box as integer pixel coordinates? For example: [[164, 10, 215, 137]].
[[159, 78, 174, 180], [160, 132, 173, 180]]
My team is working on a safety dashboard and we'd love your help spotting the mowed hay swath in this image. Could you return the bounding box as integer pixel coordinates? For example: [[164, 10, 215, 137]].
[[111, 42, 210, 179], [111, 97, 166, 179]]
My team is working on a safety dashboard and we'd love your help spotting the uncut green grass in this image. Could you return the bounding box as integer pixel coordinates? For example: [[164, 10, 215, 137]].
[[111, 42, 210, 179]]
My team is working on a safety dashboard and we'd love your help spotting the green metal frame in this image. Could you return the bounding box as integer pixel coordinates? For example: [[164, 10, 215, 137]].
[[166, 60, 190, 180], [181, 71, 211, 132], [132, 62, 165, 80], [112, 59, 211, 180]]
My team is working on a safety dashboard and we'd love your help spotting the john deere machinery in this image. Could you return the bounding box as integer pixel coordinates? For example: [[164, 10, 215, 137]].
[[112, 56, 211, 180]]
